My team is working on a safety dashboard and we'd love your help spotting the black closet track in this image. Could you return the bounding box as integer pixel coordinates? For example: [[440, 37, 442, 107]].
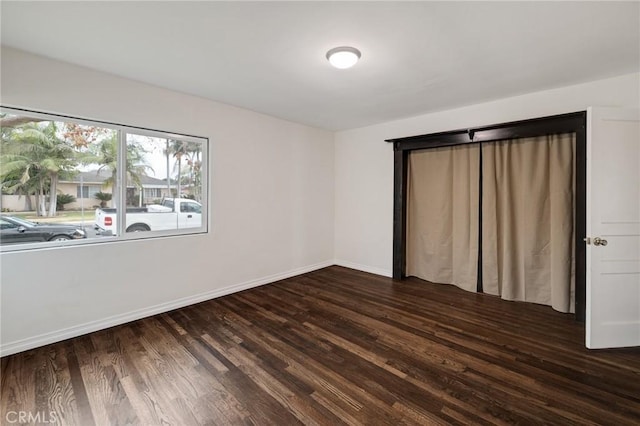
[[387, 111, 587, 320]]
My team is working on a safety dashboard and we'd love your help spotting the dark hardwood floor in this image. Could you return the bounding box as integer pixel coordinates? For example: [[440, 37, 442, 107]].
[[2, 266, 639, 425]]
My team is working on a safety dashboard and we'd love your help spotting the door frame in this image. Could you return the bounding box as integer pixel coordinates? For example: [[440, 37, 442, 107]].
[[387, 111, 587, 320]]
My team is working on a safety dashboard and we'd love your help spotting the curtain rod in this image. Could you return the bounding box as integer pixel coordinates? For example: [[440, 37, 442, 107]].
[[385, 111, 586, 151]]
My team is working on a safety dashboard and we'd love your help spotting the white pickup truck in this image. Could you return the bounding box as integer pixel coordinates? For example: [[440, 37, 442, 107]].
[[94, 198, 202, 236]]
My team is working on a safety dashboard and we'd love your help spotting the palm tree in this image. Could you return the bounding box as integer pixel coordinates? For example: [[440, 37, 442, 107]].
[[0, 161, 37, 211], [1, 121, 76, 216], [184, 144, 203, 201], [1, 120, 38, 212], [164, 139, 202, 200], [167, 139, 188, 197], [83, 133, 153, 207], [94, 191, 112, 208]]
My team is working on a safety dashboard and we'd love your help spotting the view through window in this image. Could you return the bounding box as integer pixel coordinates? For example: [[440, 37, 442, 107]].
[[0, 108, 207, 250]]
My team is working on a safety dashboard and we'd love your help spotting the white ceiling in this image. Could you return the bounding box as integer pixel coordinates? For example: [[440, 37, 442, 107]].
[[1, 1, 639, 131]]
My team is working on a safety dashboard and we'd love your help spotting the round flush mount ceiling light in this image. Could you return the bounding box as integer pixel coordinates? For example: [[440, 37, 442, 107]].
[[326, 46, 361, 69]]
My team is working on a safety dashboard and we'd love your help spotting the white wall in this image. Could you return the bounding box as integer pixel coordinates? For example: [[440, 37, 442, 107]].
[[2, 47, 638, 356], [0, 195, 35, 212], [0, 47, 335, 355], [334, 72, 640, 276]]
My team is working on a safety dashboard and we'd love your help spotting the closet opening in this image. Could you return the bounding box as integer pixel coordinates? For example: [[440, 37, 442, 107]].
[[387, 112, 587, 320]]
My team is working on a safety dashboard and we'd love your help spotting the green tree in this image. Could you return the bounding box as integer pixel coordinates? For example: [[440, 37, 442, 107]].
[[56, 193, 76, 211], [94, 191, 112, 208], [165, 139, 202, 200], [1, 118, 36, 211], [0, 160, 37, 211], [1, 121, 76, 216], [184, 144, 203, 201], [166, 139, 188, 197], [83, 134, 153, 207]]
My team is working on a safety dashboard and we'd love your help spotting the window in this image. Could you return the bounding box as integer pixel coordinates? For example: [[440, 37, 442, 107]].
[[143, 188, 163, 199], [0, 107, 208, 250], [77, 185, 102, 199], [180, 201, 201, 214], [0, 218, 17, 230]]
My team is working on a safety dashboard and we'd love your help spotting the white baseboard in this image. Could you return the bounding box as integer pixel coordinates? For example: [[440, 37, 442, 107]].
[[0, 260, 334, 357], [333, 259, 392, 278]]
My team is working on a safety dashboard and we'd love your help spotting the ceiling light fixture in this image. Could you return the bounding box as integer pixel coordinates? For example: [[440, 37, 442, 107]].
[[326, 46, 361, 69]]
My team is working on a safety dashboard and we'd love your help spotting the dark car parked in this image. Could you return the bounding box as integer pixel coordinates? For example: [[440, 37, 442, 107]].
[[0, 215, 87, 245]]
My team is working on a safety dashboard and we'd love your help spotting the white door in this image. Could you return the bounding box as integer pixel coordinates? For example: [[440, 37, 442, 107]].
[[586, 107, 640, 349]]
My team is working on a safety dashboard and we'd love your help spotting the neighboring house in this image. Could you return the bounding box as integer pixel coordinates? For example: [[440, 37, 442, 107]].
[[57, 170, 175, 210], [0, 170, 178, 212]]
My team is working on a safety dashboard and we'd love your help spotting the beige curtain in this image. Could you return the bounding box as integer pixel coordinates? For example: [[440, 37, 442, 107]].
[[482, 133, 575, 313], [406, 144, 480, 292]]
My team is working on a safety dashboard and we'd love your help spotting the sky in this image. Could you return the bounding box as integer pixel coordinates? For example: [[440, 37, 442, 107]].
[[2, 110, 201, 182]]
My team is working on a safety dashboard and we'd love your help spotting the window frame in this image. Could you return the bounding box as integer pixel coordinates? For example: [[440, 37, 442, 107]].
[[0, 106, 209, 252], [77, 184, 102, 199], [143, 187, 163, 199]]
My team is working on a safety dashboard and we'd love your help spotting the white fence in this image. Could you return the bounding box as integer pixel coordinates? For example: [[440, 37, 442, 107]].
[[0, 195, 34, 212]]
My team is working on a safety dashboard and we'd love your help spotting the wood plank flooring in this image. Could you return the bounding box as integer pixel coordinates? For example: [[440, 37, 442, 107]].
[[2, 266, 639, 425]]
